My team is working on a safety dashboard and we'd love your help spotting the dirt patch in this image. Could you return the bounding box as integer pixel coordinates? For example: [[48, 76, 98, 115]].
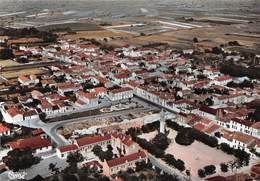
[[0, 59, 20, 67], [2, 68, 45, 79], [62, 30, 132, 41], [38, 22, 103, 32]]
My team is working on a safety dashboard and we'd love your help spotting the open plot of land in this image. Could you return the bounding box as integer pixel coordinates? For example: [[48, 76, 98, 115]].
[[38, 22, 103, 32], [2, 68, 45, 79], [0, 59, 20, 67], [106, 22, 260, 49], [62, 30, 132, 41], [165, 130, 235, 177]]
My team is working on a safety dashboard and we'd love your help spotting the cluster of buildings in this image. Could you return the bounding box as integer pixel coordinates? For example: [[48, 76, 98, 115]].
[[0, 39, 260, 179], [56, 131, 147, 176]]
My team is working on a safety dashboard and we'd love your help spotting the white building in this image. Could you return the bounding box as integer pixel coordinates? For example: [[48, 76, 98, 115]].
[[75, 135, 111, 153], [8, 136, 52, 154], [76, 91, 99, 107], [56, 144, 78, 159], [108, 87, 133, 101], [103, 151, 147, 176]]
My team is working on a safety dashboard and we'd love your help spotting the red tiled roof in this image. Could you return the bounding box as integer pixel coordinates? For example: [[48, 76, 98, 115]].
[[200, 118, 212, 125], [78, 91, 97, 99], [110, 87, 132, 94], [0, 124, 9, 133], [92, 87, 107, 94], [214, 75, 232, 82], [199, 105, 217, 115], [111, 132, 133, 147], [231, 118, 253, 127], [114, 73, 129, 79], [6, 107, 22, 117], [193, 123, 206, 131], [233, 132, 256, 144], [32, 129, 44, 136], [107, 151, 146, 167], [204, 124, 220, 134], [9, 136, 52, 150], [76, 135, 111, 147], [18, 75, 29, 82], [57, 144, 78, 153]]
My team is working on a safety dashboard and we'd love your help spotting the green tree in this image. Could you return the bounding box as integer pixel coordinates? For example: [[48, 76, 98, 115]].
[[66, 151, 83, 168], [3, 148, 40, 171], [152, 133, 170, 150], [220, 163, 228, 172], [204, 165, 216, 175], [198, 169, 205, 178]]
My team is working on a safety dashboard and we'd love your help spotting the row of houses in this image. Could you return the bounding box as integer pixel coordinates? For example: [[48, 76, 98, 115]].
[[56, 132, 147, 176]]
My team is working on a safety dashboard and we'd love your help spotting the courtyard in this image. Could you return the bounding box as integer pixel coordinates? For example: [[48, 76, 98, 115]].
[[139, 128, 236, 179]]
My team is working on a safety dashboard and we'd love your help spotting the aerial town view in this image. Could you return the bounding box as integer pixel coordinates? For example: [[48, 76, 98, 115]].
[[0, 0, 259, 181]]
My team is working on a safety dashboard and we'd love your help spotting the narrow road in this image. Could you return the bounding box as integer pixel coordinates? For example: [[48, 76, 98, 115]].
[[148, 154, 188, 181]]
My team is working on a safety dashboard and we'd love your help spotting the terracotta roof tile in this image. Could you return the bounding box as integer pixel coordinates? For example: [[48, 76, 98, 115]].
[[9, 136, 52, 150], [57, 144, 78, 153], [107, 151, 146, 167], [76, 135, 111, 147]]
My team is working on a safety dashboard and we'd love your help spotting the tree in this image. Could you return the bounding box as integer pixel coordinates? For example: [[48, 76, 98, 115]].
[[186, 169, 191, 180], [220, 163, 228, 172], [212, 47, 223, 54], [92, 145, 103, 156], [49, 163, 59, 174], [92, 145, 113, 161], [175, 159, 186, 172], [205, 97, 214, 106], [204, 165, 216, 175], [193, 37, 198, 43], [66, 151, 83, 167], [214, 132, 221, 138], [39, 112, 46, 121], [151, 133, 170, 150], [0, 48, 14, 59], [198, 169, 206, 178], [3, 148, 40, 171], [163, 154, 185, 172], [107, 144, 113, 152], [135, 160, 147, 172], [175, 128, 194, 146], [219, 143, 233, 154]]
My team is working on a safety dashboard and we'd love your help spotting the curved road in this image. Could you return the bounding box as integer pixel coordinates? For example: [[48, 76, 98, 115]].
[[14, 106, 156, 147]]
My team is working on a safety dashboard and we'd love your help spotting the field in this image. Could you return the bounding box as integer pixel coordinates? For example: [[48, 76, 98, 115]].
[[104, 22, 260, 49], [62, 30, 132, 41], [1, 68, 45, 79], [38, 22, 103, 32], [0, 59, 20, 67]]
